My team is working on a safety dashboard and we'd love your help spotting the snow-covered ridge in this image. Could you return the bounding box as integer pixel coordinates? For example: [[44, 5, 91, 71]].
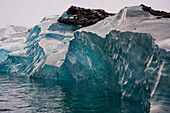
[[0, 25, 28, 36], [80, 6, 170, 51]]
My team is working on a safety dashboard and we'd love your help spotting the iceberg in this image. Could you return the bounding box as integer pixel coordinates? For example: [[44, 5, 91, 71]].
[[0, 5, 169, 112], [0, 25, 28, 36]]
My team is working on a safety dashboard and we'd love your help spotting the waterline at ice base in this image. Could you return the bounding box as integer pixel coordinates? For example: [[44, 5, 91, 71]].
[[0, 5, 170, 112]]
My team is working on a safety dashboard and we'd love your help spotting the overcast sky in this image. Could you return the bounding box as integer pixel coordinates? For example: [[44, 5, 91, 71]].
[[0, 0, 170, 28]]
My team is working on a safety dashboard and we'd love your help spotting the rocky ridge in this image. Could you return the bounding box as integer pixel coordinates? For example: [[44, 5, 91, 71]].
[[141, 4, 170, 18], [58, 6, 115, 27]]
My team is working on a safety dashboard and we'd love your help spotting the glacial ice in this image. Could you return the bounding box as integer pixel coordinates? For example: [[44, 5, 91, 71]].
[[0, 5, 169, 112]]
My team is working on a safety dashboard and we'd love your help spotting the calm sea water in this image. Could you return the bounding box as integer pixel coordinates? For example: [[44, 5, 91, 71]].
[[0, 73, 162, 113]]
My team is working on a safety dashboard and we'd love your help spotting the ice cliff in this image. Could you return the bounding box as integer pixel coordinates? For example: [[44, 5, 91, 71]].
[[0, 5, 170, 112]]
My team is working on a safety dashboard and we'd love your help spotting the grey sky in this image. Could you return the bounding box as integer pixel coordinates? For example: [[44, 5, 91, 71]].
[[0, 0, 170, 28]]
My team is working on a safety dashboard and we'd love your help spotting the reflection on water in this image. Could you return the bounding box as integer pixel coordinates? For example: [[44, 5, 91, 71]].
[[0, 73, 147, 113]]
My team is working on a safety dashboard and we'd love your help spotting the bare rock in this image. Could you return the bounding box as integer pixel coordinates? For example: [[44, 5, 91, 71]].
[[58, 6, 115, 26], [141, 4, 170, 18]]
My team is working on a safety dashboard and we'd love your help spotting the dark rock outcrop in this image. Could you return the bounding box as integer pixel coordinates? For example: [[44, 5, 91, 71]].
[[141, 4, 170, 18], [27, 28, 32, 32], [58, 6, 115, 26]]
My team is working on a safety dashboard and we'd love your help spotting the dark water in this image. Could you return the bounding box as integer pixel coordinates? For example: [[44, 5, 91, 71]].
[[0, 73, 149, 113]]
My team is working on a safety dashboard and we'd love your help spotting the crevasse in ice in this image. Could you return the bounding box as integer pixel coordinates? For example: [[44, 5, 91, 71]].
[[0, 6, 170, 112]]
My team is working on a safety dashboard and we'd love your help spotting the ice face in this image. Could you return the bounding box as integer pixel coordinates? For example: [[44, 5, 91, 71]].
[[60, 30, 169, 109]]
